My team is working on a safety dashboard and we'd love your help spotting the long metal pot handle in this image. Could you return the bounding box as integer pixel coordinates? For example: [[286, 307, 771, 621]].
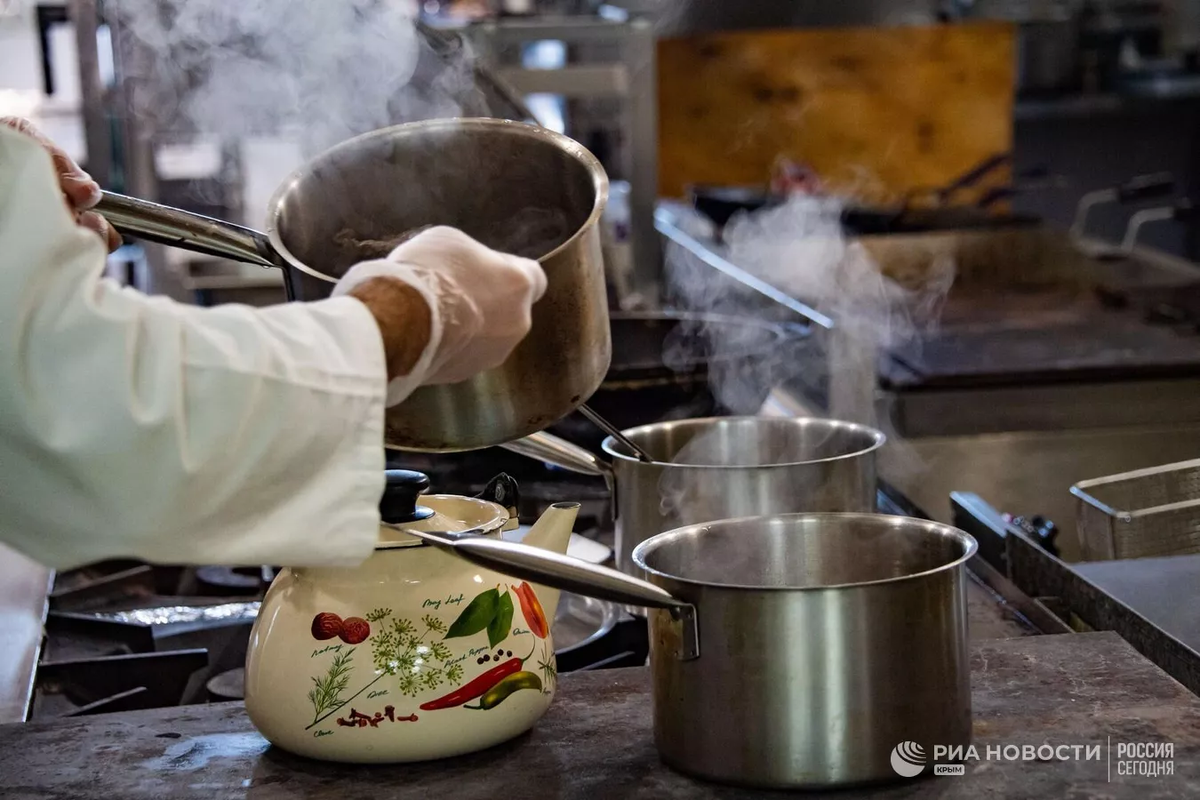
[[501, 431, 613, 478], [97, 191, 279, 269], [402, 523, 700, 659]]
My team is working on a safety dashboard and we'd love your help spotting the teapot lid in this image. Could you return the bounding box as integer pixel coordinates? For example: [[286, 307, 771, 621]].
[[376, 470, 515, 549], [380, 470, 436, 524]]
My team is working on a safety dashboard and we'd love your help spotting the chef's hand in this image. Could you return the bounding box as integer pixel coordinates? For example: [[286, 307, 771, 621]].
[[334, 226, 547, 404], [1, 116, 121, 252]]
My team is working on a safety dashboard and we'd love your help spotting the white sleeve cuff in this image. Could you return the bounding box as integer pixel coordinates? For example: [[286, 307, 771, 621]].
[[331, 259, 443, 406]]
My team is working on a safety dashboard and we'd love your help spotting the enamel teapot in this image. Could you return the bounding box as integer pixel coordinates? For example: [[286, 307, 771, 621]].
[[244, 470, 579, 763]]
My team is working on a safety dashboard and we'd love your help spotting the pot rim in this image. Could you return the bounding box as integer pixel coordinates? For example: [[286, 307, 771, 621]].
[[600, 416, 886, 469], [630, 512, 978, 592], [374, 493, 510, 551], [265, 117, 609, 285]]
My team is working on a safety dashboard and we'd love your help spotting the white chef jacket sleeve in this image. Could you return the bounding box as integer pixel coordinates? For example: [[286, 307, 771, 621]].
[[0, 127, 392, 572]]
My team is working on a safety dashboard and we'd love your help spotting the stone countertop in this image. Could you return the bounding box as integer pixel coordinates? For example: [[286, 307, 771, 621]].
[[0, 632, 1197, 799]]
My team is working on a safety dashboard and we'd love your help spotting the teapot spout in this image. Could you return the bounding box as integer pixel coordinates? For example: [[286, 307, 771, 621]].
[[519, 502, 580, 622]]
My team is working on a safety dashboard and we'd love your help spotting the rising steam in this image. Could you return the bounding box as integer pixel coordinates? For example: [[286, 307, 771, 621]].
[[108, 0, 477, 155], [655, 195, 955, 524], [666, 195, 954, 429]]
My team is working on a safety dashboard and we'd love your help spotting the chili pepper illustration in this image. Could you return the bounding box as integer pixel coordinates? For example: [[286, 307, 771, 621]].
[[419, 642, 535, 711], [467, 671, 542, 711], [512, 582, 549, 639]]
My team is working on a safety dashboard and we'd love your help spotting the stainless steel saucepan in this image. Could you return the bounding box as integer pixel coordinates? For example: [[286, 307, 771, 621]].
[[97, 118, 611, 453], [408, 511, 976, 789], [502, 416, 885, 578]]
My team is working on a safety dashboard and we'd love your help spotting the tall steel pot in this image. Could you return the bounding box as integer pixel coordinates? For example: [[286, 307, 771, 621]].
[[408, 511, 977, 788], [97, 119, 611, 452], [503, 416, 885, 577]]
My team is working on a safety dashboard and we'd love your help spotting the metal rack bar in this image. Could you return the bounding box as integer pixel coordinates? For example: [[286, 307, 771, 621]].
[[468, 15, 660, 306]]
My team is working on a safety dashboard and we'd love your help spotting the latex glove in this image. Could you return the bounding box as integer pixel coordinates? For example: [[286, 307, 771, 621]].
[[332, 226, 547, 404], [1, 116, 121, 252]]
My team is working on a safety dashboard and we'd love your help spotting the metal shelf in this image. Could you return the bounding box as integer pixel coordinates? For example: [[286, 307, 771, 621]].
[[465, 15, 661, 306]]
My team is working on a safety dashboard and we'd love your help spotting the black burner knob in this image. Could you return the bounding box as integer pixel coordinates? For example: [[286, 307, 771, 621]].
[[380, 470, 435, 524]]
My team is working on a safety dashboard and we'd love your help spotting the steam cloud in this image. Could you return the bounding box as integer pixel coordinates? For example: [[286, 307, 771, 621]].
[[666, 195, 953, 430], [656, 195, 955, 519], [108, 0, 481, 156]]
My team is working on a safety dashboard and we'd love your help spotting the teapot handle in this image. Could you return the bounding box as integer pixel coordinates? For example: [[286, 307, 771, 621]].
[[476, 473, 521, 532]]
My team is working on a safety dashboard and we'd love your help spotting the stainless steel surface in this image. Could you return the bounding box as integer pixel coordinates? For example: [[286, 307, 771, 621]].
[[1069, 172, 1176, 244], [502, 432, 610, 477], [879, 422, 1200, 562], [507, 417, 884, 580], [605, 417, 883, 578], [102, 119, 612, 452], [552, 593, 620, 654], [630, 513, 976, 789], [97, 192, 277, 269], [93, 602, 261, 626], [881, 377, 1200, 437], [1072, 458, 1200, 561], [0, 545, 51, 723], [1120, 204, 1185, 254], [1074, 553, 1200, 655], [577, 405, 653, 462]]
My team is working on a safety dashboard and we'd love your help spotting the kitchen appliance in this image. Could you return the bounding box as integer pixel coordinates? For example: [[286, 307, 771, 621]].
[[95, 118, 612, 452], [406, 511, 977, 789], [243, 470, 579, 763], [1072, 458, 1200, 561], [504, 416, 885, 578]]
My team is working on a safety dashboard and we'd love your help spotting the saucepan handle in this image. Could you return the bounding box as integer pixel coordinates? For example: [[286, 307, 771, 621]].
[[402, 524, 700, 659], [501, 431, 613, 478], [97, 190, 279, 269]]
